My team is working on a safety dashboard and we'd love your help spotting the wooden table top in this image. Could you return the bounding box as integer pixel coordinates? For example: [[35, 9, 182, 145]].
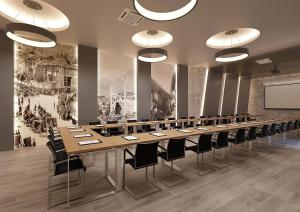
[[59, 116, 299, 155], [87, 114, 258, 129]]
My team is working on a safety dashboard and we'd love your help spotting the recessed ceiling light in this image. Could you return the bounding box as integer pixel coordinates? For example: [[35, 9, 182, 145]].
[[206, 28, 260, 49], [138, 48, 167, 63], [132, 30, 173, 48], [0, 0, 70, 31], [5, 23, 56, 48], [133, 0, 198, 21], [256, 58, 272, 65], [215, 48, 249, 63]]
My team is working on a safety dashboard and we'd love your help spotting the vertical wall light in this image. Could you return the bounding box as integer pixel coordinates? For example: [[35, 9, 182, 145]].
[[134, 57, 138, 120], [218, 72, 227, 115], [175, 64, 178, 119], [234, 76, 241, 115], [200, 68, 209, 116]]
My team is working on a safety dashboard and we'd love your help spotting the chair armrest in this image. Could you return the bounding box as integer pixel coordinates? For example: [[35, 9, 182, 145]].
[[158, 145, 167, 151], [211, 139, 217, 143], [124, 149, 135, 159], [55, 148, 66, 153], [54, 157, 79, 165], [186, 138, 197, 145]]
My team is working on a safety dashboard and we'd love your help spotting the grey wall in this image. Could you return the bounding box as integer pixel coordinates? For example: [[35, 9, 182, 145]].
[[137, 60, 151, 121], [177, 64, 189, 118], [204, 68, 223, 116], [222, 74, 238, 115], [0, 30, 14, 151], [78, 45, 98, 125], [248, 73, 300, 119], [238, 77, 251, 114]]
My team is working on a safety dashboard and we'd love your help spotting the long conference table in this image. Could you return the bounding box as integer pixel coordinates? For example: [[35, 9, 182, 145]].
[[59, 115, 299, 207]]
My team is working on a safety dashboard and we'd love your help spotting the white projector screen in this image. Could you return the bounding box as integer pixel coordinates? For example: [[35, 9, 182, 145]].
[[265, 82, 300, 109]]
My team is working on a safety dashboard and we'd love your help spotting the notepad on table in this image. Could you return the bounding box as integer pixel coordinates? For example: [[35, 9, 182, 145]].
[[149, 132, 166, 137], [152, 121, 161, 123], [79, 140, 101, 146], [177, 129, 192, 133], [96, 124, 104, 127], [216, 125, 227, 128], [137, 122, 147, 124], [73, 134, 92, 138], [122, 135, 138, 141], [67, 126, 80, 129], [70, 129, 85, 132], [195, 127, 209, 131]]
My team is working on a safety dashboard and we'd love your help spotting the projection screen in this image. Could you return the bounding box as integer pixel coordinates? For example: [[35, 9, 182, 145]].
[[264, 81, 300, 109]]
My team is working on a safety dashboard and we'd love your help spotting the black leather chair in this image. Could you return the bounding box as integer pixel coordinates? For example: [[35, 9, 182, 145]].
[[222, 115, 228, 124], [137, 119, 156, 133], [127, 119, 137, 134], [157, 118, 168, 130], [168, 117, 176, 129], [88, 121, 101, 125], [228, 128, 246, 145], [246, 127, 257, 142], [212, 131, 229, 157], [175, 116, 188, 129], [257, 125, 269, 143], [158, 137, 186, 168], [47, 141, 86, 208], [186, 134, 213, 163], [205, 116, 214, 126], [123, 141, 160, 199], [286, 121, 293, 136], [269, 124, 277, 137], [276, 122, 286, 137], [187, 116, 196, 128], [106, 120, 123, 136]]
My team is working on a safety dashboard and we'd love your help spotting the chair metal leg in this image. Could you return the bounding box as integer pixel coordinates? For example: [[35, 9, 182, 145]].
[[153, 165, 155, 177], [145, 167, 148, 180]]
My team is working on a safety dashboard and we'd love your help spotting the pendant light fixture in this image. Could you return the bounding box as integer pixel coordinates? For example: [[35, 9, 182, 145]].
[[138, 48, 168, 63], [0, 0, 70, 31], [132, 29, 173, 48], [215, 48, 249, 63], [5, 23, 56, 48], [133, 0, 198, 21]]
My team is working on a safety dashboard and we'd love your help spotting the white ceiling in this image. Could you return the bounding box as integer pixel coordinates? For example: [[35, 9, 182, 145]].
[[1, 0, 300, 67]]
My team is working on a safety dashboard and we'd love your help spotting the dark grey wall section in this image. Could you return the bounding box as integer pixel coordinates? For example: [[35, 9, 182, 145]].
[[222, 74, 238, 115], [137, 61, 151, 121], [204, 68, 223, 116], [78, 45, 98, 125], [0, 30, 14, 151], [177, 64, 189, 118], [238, 77, 251, 114]]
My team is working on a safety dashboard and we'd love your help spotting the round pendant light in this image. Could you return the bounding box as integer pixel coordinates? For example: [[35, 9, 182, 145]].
[[133, 0, 198, 21], [5, 23, 56, 48], [0, 0, 70, 31], [206, 28, 260, 49], [138, 48, 167, 63], [215, 48, 249, 63], [132, 29, 173, 48]]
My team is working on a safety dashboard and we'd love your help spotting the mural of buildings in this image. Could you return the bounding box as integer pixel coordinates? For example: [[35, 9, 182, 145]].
[[97, 51, 136, 122], [151, 63, 176, 120], [14, 43, 78, 148]]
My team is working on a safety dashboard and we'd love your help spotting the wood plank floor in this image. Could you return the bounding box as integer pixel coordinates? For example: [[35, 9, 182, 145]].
[[1, 135, 300, 212]]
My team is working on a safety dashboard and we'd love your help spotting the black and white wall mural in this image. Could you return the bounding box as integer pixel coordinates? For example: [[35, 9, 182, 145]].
[[14, 43, 78, 148], [151, 63, 176, 120], [97, 51, 136, 122]]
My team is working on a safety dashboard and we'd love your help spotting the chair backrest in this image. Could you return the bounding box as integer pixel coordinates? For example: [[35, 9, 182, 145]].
[[279, 122, 285, 133], [236, 128, 246, 143], [166, 138, 186, 160], [127, 119, 137, 123], [286, 121, 292, 131], [270, 124, 277, 136], [168, 117, 175, 120], [157, 118, 166, 128], [89, 121, 101, 125], [217, 131, 229, 147], [248, 127, 257, 141], [198, 133, 213, 152], [23, 137, 32, 147], [134, 141, 159, 168], [47, 141, 57, 163], [261, 125, 269, 137], [107, 120, 118, 124], [294, 120, 299, 129]]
